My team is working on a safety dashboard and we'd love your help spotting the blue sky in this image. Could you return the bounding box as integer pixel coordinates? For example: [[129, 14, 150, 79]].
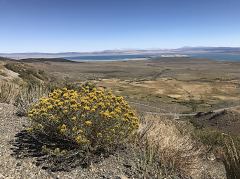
[[0, 0, 240, 53]]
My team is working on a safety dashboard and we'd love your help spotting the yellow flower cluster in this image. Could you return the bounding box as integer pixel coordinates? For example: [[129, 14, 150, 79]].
[[28, 85, 139, 149]]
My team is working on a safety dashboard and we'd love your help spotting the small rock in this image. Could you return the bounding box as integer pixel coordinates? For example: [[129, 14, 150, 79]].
[[0, 173, 5, 179], [16, 162, 21, 167], [115, 175, 128, 179], [123, 163, 132, 168], [207, 153, 216, 161]]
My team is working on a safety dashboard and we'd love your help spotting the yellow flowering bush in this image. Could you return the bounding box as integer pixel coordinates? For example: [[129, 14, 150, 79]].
[[28, 85, 139, 151]]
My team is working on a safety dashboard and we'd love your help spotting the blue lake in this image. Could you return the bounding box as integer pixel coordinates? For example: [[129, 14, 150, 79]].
[[189, 53, 240, 62], [65, 54, 149, 61], [65, 53, 240, 62]]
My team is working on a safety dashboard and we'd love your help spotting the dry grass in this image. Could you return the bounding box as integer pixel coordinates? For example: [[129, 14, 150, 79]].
[[0, 81, 50, 115], [0, 70, 7, 77], [15, 83, 50, 116], [221, 135, 240, 179], [135, 114, 204, 178], [0, 81, 20, 103]]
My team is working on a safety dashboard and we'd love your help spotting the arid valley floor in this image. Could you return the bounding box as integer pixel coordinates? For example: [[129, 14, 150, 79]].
[[24, 58, 240, 112]]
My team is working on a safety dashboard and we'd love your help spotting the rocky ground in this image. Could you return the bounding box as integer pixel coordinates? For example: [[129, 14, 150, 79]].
[[0, 103, 140, 179], [0, 103, 227, 179]]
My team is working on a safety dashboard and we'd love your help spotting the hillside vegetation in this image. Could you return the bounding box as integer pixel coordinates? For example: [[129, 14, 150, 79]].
[[0, 58, 239, 178]]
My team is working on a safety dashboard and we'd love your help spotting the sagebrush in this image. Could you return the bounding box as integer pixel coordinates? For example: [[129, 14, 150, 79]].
[[28, 85, 139, 151]]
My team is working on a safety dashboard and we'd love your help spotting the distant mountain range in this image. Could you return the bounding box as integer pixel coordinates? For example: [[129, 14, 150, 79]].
[[1, 47, 240, 59]]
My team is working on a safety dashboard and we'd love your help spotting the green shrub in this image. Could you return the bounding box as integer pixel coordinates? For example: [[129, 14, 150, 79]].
[[193, 129, 225, 147], [28, 85, 139, 151], [4, 62, 48, 84]]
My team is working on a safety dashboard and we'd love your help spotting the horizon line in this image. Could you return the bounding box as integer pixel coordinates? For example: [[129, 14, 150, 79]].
[[1, 46, 240, 54]]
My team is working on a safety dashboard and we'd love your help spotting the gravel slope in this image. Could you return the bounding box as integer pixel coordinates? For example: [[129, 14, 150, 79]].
[[0, 103, 52, 178]]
